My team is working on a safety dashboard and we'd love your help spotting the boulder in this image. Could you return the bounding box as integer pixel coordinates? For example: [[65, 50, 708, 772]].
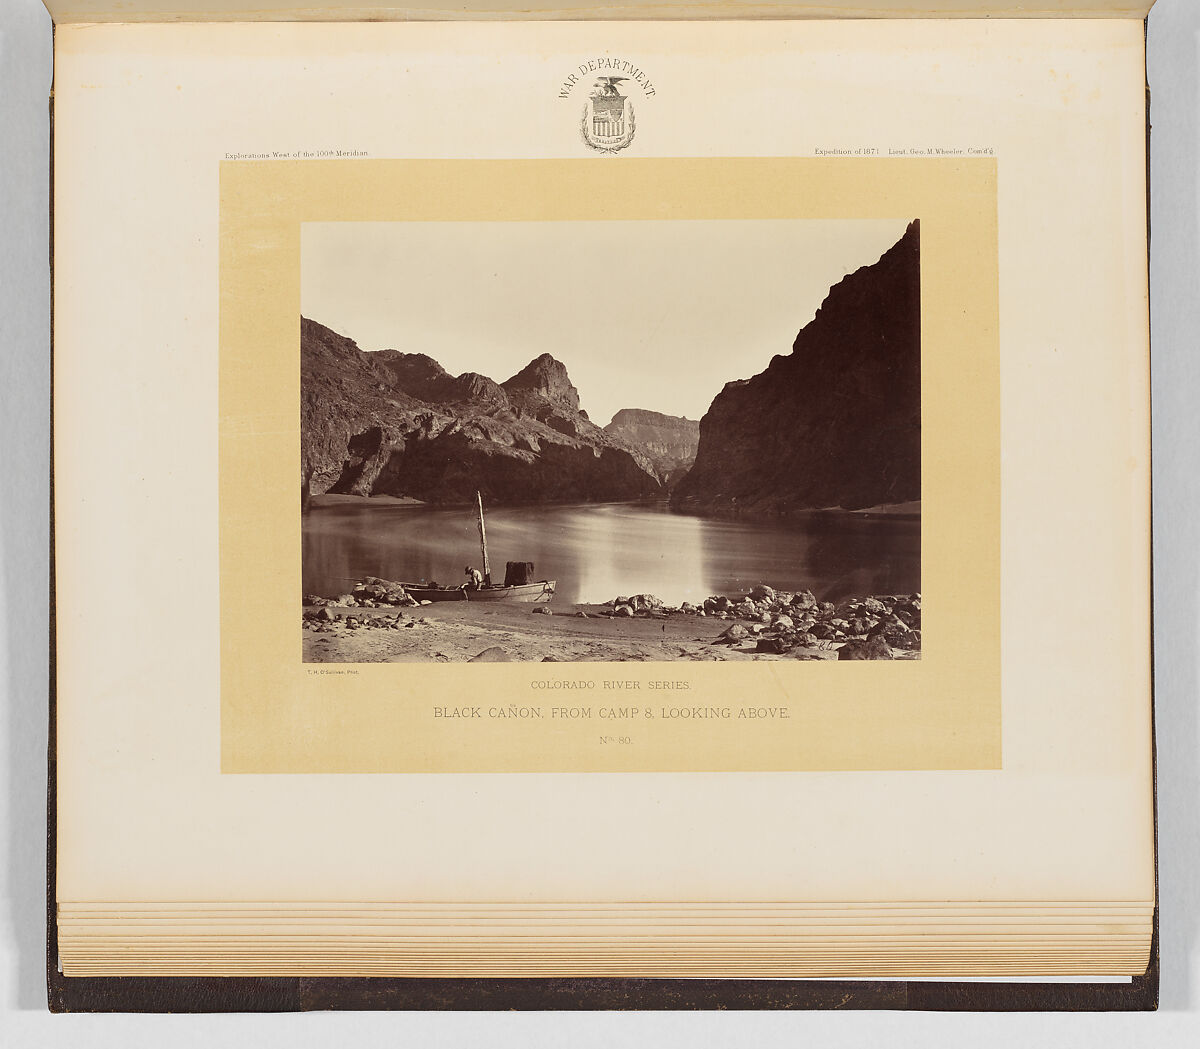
[[772, 614, 795, 630], [629, 594, 664, 612], [872, 621, 919, 650], [837, 636, 894, 660], [755, 636, 790, 654], [614, 605, 634, 618], [790, 590, 818, 611], [532, 606, 552, 615], [749, 584, 776, 602], [469, 646, 513, 662], [716, 623, 749, 643], [316, 606, 335, 622]]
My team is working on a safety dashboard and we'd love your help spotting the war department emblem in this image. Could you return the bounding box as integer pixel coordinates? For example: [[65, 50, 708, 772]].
[[581, 77, 635, 154]]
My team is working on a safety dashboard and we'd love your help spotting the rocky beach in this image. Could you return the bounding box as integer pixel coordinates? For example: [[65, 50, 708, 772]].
[[303, 578, 920, 663]]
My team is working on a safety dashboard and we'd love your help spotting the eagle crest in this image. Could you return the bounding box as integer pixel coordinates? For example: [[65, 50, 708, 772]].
[[590, 76, 629, 98]]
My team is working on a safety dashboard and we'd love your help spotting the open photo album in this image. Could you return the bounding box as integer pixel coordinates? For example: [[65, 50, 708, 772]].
[[47, 0, 1157, 1009]]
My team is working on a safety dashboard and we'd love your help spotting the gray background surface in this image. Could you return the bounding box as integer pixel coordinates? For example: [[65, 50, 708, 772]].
[[2, 0, 1196, 1040]]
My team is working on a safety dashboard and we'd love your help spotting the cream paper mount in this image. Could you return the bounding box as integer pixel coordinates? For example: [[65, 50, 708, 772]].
[[220, 156, 1000, 775]]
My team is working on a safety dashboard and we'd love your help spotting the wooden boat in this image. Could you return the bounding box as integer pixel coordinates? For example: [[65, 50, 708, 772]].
[[402, 580, 556, 604], [402, 491, 556, 604]]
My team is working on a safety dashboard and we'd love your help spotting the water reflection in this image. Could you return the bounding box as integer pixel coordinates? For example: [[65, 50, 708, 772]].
[[302, 500, 920, 605]]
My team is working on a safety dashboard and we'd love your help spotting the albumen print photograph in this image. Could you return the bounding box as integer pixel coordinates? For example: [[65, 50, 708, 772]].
[[301, 218, 921, 664]]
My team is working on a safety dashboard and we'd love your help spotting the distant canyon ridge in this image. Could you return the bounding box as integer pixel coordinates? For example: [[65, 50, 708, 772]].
[[602, 409, 700, 489], [301, 220, 920, 514], [301, 319, 698, 506]]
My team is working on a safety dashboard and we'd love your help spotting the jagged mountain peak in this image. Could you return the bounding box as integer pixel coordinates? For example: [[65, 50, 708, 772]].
[[300, 319, 662, 505], [501, 354, 581, 412]]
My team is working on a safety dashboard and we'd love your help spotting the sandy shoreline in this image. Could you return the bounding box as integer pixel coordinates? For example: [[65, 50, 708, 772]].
[[302, 582, 921, 664], [303, 601, 791, 663]]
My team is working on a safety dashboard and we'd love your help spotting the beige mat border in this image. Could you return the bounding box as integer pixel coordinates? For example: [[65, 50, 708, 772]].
[[219, 157, 999, 774]]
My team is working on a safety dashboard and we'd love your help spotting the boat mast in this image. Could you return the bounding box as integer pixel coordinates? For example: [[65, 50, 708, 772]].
[[475, 490, 492, 584]]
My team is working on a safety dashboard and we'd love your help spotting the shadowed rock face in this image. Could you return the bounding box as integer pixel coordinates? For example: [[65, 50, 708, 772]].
[[671, 220, 921, 516], [603, 409, 700, 484], [301, 318, 663, 506]]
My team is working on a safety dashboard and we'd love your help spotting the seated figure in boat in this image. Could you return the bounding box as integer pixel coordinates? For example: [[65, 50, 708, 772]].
[[463, 566, 483, 591]]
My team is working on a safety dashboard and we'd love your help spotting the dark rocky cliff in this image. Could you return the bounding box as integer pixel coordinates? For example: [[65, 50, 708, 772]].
[[671, 221, 921, 516], [301, 318, 664, 506], [603, 408, 700, 485]]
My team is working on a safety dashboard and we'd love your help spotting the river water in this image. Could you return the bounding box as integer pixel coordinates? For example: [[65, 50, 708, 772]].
[[302, 499, 919, 606]]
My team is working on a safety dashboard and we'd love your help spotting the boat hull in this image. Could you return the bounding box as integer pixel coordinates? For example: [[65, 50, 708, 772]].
[[403, 580, 556, 604]]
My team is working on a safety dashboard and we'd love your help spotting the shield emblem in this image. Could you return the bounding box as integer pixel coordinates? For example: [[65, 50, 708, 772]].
[[581, 78, 635, 153]]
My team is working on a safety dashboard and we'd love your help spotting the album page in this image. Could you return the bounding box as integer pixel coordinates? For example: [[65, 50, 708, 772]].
[[54, 19, 1152, 916]]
